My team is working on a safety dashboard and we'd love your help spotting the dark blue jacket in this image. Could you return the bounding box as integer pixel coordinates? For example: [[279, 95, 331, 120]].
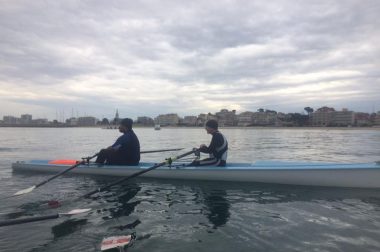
[[199, 131, 228, 161], [112, 130, 140, 165]]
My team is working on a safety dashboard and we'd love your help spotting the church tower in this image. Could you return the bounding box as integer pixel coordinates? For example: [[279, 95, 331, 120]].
[[113, 109, 120, 125]]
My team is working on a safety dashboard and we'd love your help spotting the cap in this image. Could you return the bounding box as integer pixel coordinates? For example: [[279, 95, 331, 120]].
[[120, 118, 133, 129], [205, 119, 218, 130]]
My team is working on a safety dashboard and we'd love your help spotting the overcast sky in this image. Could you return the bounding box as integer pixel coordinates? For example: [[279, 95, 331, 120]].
[[1, 0, 379, 120]]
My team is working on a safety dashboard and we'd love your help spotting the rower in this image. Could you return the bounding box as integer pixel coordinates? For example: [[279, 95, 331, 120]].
[[190, 119, 228, 167], [95, 118, 140, 165]]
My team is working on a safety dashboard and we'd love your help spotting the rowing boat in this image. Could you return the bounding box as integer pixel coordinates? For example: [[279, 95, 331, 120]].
[[11, 159, 380, 188]]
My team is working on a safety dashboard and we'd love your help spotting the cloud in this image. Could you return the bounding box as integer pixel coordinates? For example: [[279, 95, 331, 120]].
[[0, 0, 379, 120]]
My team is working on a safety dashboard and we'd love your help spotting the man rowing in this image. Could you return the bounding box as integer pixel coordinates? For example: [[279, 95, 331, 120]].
[[95, 118, 140, 165], [190, 119, 228, 167]]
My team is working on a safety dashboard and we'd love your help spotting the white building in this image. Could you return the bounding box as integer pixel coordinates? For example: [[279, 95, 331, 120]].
[[21, 114, 32, 124], [155, 114, 180, 126], [2, 116, 19, 124], [137, 116, 154, 126], [374, 112, 380, 126], [252, 112, 277, 126], [237, 111, 254, 126], [182, 116, 197, 126], [66, 117, 78, 126], [77, 116, 97, 126], [216, 109, 236, 126], [331, 109, 354, 126]]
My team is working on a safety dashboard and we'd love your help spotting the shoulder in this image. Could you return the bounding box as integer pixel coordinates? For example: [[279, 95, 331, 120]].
[[213, 131, 224, 138], [128, 130, 138, 138], [213, 131, 227, 141], [120, 132, 132, 140], [123, 130, 138, 140]]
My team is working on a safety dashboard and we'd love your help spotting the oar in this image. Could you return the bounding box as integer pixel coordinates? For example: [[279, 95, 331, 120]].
[[140, 148, 183, 154], [12, 152, 99, 197], [9, 149, 182, 198], [0, 208, 91, 227], [82, 149, 198, 198], [101, 234, 136, 251]]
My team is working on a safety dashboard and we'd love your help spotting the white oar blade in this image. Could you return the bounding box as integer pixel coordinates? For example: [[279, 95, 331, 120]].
[[13, 185, 36, 196], [101, 235, 133, 251], [64, 208, 91, 215]]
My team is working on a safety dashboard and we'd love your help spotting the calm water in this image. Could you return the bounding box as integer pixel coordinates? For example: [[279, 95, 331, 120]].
[[0, 127, 380, 252]]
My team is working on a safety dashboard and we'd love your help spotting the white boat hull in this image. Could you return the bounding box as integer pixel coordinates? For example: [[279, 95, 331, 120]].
[[12, 160, 380, 188]]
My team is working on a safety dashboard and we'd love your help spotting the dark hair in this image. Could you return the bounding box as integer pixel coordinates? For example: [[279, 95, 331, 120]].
[[120, 118, 133, 130], [205, 119, 218, 130]]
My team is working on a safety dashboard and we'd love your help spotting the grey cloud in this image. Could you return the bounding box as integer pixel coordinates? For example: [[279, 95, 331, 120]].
[[0, 0, 379, 119]]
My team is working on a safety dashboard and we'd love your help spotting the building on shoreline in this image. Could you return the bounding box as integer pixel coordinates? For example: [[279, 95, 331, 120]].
[[2, 107, 380, 128], [136, 116, 154, 126], [154, 113, 180, 126], [311, 108, 373, 127], [216, 109, 236, 126], [2, 115, 49, 126], [331, 109, 355, 127], [181, 116, 197, 126], [375, 112, 380, 126], [237, 111, 255, 126], [77, 116, 97, 126]]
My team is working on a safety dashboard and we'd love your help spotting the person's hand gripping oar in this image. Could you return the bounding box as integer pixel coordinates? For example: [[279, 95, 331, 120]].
[[82, 148, 198, 198], [0, 149, 197, 227], [5, 148, 183, 199]]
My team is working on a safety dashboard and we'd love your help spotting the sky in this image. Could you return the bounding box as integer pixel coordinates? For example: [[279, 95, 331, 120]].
[[0, 0, 379, 121]]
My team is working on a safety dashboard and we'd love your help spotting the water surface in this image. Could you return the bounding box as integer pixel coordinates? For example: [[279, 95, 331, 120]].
[[0, 127, 380, 252]]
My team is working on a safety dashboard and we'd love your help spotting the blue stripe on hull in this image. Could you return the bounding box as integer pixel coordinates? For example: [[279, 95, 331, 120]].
[[15, 160, 380, 170]]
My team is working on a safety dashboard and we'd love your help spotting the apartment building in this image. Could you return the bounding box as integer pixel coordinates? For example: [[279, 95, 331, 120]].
[[331, 109, 354, 126], [237, 111, 255, 126], [182, 116, 197, 126], [374, 112, 380, 126], [77, 116, 97, 126], [137, 116, 154, 126], [252, 111, 277, 126], [196, 113, 218, 126], [216, 109, 236, 126], [155, 113, 180, 126]]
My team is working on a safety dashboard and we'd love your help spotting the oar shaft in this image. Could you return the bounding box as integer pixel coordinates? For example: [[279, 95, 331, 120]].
[[82, 162, 165, 198], [35, 153, 99, 188], [35, 161, 84, 188], [0, 213, 59, 227], [82, 149, 197, 198], [140, 148, 183, 154]]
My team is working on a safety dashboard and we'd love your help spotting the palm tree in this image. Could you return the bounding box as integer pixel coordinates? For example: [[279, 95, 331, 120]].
[[304, 107, 314, 116]]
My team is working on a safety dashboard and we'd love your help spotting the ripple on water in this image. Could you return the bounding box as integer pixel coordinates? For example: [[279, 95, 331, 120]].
[[1, 128, 380, 251]]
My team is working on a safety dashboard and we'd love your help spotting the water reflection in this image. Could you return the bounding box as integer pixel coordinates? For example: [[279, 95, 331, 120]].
[[103, 187, 141, 220], [1, 128, 380, 252], [51, 219, 87, 238], [111, 219, 141, 231], [203, 190, 230, 229], [88, 182, 141, 218]]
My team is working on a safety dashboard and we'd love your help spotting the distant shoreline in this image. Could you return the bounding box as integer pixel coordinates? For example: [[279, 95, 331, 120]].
[[1, 125, 379, 130]]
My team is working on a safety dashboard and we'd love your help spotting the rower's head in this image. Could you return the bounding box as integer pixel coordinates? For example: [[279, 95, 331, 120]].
[[205, 119, 218, 134], [119, 118, 133, 132]]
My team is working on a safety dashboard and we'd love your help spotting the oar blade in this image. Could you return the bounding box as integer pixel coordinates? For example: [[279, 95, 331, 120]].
[[13, 185, 36, 196], [101, 234, 134, 251], [64, 208, 91, 215]]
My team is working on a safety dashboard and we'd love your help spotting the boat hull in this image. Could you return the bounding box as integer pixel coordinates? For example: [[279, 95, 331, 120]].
[[11, 160, 380, 188]]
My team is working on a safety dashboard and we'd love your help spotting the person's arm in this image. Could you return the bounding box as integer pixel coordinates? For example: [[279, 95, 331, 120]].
[[199, 134, 220, 153], [111, 134, 130, 150]]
